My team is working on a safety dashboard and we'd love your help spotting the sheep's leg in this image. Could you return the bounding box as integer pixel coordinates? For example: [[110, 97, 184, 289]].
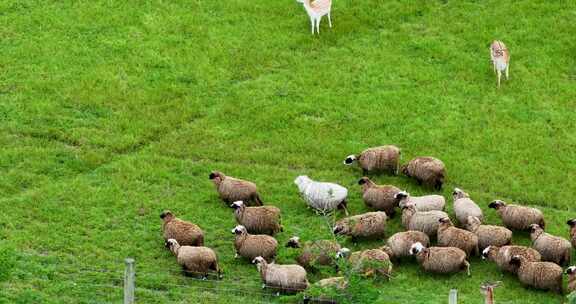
[[234, 252, 238, 259], [497, 70, 501, 88], [464, 260, 470, 276], [328, 13, 332, 28], [316, 17, 321, 34], [505, 65, 509, 80], [310, 18, 314, 34]]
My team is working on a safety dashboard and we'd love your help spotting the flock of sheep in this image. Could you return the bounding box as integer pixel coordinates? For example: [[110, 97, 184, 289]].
[[159, 145, 576, 300]]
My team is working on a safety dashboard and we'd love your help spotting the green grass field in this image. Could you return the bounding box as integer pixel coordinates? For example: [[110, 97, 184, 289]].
[[1, 0, 576, 303]]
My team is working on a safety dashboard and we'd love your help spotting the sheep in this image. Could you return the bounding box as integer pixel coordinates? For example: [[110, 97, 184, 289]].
[[297, 0, 332, 35], [232, 225, 278, 262], [230, 201, 282, 235], [566, 266, 576, 293], [303, 277, 347, 304], [165, 239, 220, 278], [490, 40, 510, 88], [452, 188, 483, 226], [343, 145, 401, 175], [488, 200, 545, 230], [286, 236, 341, 269], [401, 205, 449, 238], [209, 171, 263, 206], [437, 217, 479, 257], [509, 255, 563, 293], [381, 230, 430, 261], [466, 216, 512, 250], [567, 219, 576, 248], [294, 175, 348, 215], [160, 210, 204, 246], [395, 191, 445, 212], [409, 242, 470, 275], [529, 224, 571, 266], [401, 157, 445, 190], [336, 248, 393, 278], [358, 177, 401, 217], [253, 256, 309, 293], [481, 245, 541, 274], [333, 212, 387, 240]]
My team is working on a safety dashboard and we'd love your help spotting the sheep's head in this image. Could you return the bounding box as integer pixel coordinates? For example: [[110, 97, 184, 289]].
[[231, 225, 247, 235], [566, 266, 576, 275], [394, 191, 409, 202], [209, 171, 224, 183], [488, 200, 506, 210], [409, 242, 425, 255], [438, 217, 453, 226], [466, 216, 481, 231], [343, 154, 356, 165], [509, 255, 523, 266], [252, 256, 266, 271], [160, 210, 174, 222], [529, 224, 543, 236], [165, 239, 178, 250], [357, 177, 370, 185], [230, 201, 245, 210], [452, 188, 469, 200], [335, 248, 351, 259], [380, 245, 393, 258], [567, 219, 576, 227], [333, 222, 348, 235], [294, 175, 310, 189], [286, 236, 301, 248], [401, 204, 416, 214], [481, 245, 498, 260], [400, 164, 409, 176]]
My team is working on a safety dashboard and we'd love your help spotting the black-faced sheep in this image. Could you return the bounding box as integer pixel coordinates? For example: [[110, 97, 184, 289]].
[[230, 201, 282, 235], [401, 157, 446, 190], [452, 188, 483, 226], [165, 239, 220, 278], [333, 212, 387, 240], [509, 255, 563, 293], [209, 171, 262, 206], [395, 191, 445, 212], [566, 266, 576, 293], [401, 205, 448, 238], [437, 217, 479, 257], [253, 256, 309, 293], [343, 145, 401, 175], [466, 216, 512, 250], [160, 210, 204, 246], [232, 225, 278, 262], [381, 230, 430, 260], [481, 245, 541, 274], [409, 242, 470, 275], [529, 224, 571, 266], [488, 200, 545, 230], [568, 219, 576, 249], [286, 236, 341, 269], [358, 177, 401, 217], [294, 176, 348, 215]]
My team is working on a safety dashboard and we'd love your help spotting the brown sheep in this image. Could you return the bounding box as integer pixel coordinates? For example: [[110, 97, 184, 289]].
[[230, 201, 282, 235], [452, 188, 483, 226], [488, 200, 545, 230], [333, 212, 387, 241], [160, 210, 204, 246], [401, 205, 448, 238], [286, 236, 341, 269], [343, 145, 401, 175], [437, 217, 479, 257], [381, 231, 430, 260], [253, 256, 309, 293], [209, 171, 263, 206], [466, 216, 512, 250], [336, 248, 393, 279], [481, 245, 541, 274], [165, 239, 220, 278], [566, 219, 576, 248], [529, 224, 571, 266], [566, 266, 576, 293], [232, 225, 278, 262], [409, 242, 470, 275], [509, 255, 563, 293], [358, 177, 401, 217], [401, 157, 446, 190]]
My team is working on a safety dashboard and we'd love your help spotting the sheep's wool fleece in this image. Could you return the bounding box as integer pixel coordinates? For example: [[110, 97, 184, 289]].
[[296, 176, 348, 212]]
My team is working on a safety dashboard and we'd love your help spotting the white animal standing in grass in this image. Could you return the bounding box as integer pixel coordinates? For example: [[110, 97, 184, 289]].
[[297, 0, 332, 35], [294, 175, 348, 215], [490, 40, 510, 88]]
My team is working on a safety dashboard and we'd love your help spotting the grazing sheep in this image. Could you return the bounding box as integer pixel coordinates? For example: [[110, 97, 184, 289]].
[[333, 212, 387, 240], [489, 200, 545, 230], [253, 256, 309, 293], [209, 171, 262, 206], [509, 255, 563, 293], [395, 191, 445, 212], [343, 145, 401, 175], [232, 225, 278, 262], [401, 157, 446, 190], [466, 216, 512, 250], [481, 245, 541, 274], [165, 239, 220, 278], [401, 205, 449, 238], [567, 219, 576, 248], [230, 201, 282, 235], [358, 177, 401, 217], [452, 188, 483, 226], [286, 236, 341, 268], [437, 217, 479, 257], [566, 266, 576, 293], [303, 277, 347, 304], [160, 210, 204, 246], [336, 247, 393, 278], [529, 224, 571, 266], [294, 176, 348, 215], [381, 230, 430, 260], [409, 242, 470, 275]]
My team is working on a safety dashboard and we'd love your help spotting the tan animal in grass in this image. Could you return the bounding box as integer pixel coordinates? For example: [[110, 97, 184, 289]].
[[490, 40, 510, 88], [297, 0, 332, 35]]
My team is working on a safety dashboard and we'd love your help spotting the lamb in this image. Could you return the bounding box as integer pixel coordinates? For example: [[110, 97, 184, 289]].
[[566, 266, 576, 293], [294, 175, 348, 215], [232, 225, 278, 262], [437, 217, 479, 257], [490, 40, 510, 88], [488, 200, 545, 230], [401, 157, 446, 190], [286, 236, 341, 269], [395, 191, 445, 212], [509, 255, 563, 293], [481, 245, 541, 274], [381, 230, 430, 260], [466, 216, 512, 250], [452, 188, 483, 226], [358, 177, 401, 217], [409, 242, 470, 275], [209, 171, 263, 206], [567, 219, 576, 248], [529, 224, 571, 266], [336, 248, 393, 278], [165, 239, 220, 278], [296, 0, 332, 35], [343, 145, 401, 175], [333, 212, 387, 240], [253, 256, 309, 293], [160, 210, 204, 246], [401, 205, 449, 238], [230, 201, 282, 235]]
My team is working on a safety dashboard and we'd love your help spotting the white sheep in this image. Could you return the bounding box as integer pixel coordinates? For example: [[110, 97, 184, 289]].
[[294, 175, 348, 215]]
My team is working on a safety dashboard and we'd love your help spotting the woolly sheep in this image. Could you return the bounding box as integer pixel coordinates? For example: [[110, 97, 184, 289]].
[[160, 210, 204, 246], [358, 177, 401, 217], [401, 205, 449, 238], [529, 224, 571, 266], [489, 200, 545, 230], [209, 171, 263, 206], [567, 219, 576, 248], [294, 175, 348, 215], [253, 256, 309, 293], [381, 230, 430, 260], [230, 201, 282, 235], [336, 247, 393, 278], [481, 245, 541, 274], [452, 188, 483, 226], [401, 157, 446, 190], [509, 255, 563, 293], [303, 277, 347, 304], [466, 216, 512, 250], [343, 145, 401, 175], [409, 242, 470, 275], [165, 239, 220, 278], [286, 236, 341, 268], [333, 211, 387, 240], [566, 266, 576, 293], [437, 217, 479, 257], [232, 225, 278, 262], [395, 191, 445, 212]]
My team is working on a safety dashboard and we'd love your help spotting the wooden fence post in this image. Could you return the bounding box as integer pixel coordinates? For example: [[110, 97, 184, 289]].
[[124, 258, 135, 304], [449, 289, 458, 304]]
